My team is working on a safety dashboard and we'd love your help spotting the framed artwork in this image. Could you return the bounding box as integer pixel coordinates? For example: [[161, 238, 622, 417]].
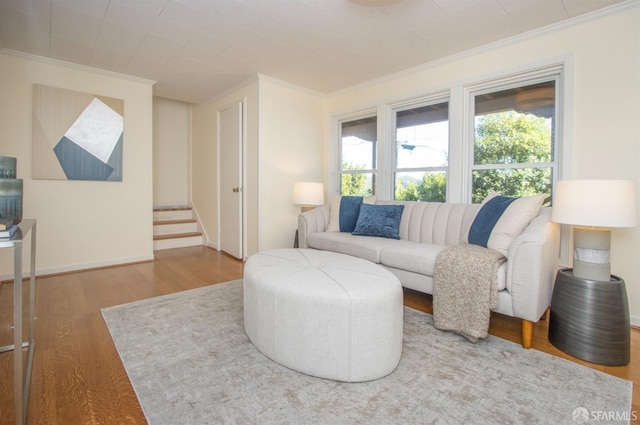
[[32, 84, 124, 181]]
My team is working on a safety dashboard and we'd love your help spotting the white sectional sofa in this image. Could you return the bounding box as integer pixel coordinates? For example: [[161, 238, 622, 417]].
[[297, 199, 560, 348]]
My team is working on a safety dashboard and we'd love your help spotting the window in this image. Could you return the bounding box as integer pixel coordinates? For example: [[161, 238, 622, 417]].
[[471, 80, 557, 204], [394, 102, 449, 201], [339, 116, 377, 196], [331, 64, 564, 206]]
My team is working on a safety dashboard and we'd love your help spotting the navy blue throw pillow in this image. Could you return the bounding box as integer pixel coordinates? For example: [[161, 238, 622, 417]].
[[352, 204, 404, 239], [339, 196, 364, 232], [468, 196, 517, 247]]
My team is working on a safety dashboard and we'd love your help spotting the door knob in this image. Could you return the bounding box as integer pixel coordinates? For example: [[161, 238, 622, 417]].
[[232, 187, 239, 192]]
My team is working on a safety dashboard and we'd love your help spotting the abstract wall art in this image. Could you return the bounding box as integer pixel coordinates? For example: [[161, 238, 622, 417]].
[[32, 84, 124, 181]]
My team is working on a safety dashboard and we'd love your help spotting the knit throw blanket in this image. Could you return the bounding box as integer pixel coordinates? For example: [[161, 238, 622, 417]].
[[433, 244, 506, 343]]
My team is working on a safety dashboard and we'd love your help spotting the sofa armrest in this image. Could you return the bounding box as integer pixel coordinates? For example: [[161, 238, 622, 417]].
[[297, 205, 330, 248], [506, 208, 560, 323]]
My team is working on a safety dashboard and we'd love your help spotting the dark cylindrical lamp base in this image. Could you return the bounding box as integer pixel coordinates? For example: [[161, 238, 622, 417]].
[[549, 269, 630, 366]]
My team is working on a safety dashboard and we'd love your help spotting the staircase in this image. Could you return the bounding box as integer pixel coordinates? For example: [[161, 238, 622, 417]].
[[153, 207, 203, 251]]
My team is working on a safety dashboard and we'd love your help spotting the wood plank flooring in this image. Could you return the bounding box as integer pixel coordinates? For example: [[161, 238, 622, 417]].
[[0, 246, 637, 424]]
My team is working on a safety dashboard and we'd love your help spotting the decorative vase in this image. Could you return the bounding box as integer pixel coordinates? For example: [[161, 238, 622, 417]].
[[0, 156, 22, 225], [0, 156, 16, 179]]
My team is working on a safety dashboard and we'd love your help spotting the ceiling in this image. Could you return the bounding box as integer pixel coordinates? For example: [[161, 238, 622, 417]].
[[0, 0, 627, 104]]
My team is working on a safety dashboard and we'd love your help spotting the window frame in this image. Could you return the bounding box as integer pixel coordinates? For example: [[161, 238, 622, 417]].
[[389, 95, 450, 202], [462, 67, 564, 204], [330, 62, 569, 204], [336, 111, 379, 196]]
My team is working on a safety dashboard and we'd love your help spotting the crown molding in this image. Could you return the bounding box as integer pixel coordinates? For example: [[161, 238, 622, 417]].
[[0, 48, 156, 86], [331, 0, 639, 97], [195, 74, 260, 107], [256, 74, 328, 99]]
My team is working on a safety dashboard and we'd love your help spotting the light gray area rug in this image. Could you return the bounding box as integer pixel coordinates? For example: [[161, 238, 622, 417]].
[[102, 280, 632, 425]]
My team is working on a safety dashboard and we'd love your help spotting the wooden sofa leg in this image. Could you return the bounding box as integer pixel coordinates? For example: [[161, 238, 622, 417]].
[[521, 320, 534, 349], [540, 307, 550, 321]]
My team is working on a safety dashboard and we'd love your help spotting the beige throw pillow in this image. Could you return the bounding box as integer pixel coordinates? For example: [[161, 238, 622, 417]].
[[468, 191, 545, 257]]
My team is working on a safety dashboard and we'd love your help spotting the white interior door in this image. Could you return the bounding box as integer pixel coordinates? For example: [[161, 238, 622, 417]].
[[219, 100, 243, 259]]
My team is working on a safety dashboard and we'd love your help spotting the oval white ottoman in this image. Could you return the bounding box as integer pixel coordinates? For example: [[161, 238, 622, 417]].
[[243, 248, 403, 382]]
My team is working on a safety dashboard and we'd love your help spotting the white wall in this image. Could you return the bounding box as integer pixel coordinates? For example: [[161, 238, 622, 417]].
[[258, 77, 326, 251], [326, 5, 640, 323], [0, 52, 155, 277], [153, 97, 190, 208], [191, 78, 259, 256], [191, 76, 325, 257]]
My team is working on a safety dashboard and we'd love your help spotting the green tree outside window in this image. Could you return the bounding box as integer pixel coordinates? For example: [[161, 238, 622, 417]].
[[341, 162, 373, 196], [394, 111, 552, 203], [472, 112, 552, 203]]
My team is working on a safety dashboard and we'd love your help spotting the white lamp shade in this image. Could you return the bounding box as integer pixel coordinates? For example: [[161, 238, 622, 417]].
[[551, 179, 637, 228], [292, 182, 324, 206]]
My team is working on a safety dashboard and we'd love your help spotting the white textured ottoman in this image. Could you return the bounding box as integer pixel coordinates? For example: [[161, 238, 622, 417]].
[[243, 248, 403, 382]]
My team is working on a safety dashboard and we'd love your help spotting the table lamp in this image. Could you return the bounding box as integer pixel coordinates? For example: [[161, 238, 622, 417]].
[[292, 182, 324, 213], [551, 179, 637, 281]]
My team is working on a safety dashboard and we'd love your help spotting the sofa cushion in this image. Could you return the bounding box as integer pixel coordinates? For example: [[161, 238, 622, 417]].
[[376, 200, 481, 245], [380, 241, 507, 291], [307, 232, 399, 264], [379, 241, 447, 276], [468, 192, 544, 257], [352, 204, 404, 239], [327, 194, 376, 232]]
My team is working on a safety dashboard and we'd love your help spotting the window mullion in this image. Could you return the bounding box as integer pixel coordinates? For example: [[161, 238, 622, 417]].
[[376, 104, 392, 200], [472, 162, 556, 170], [449, 86, 466, 203], [397, 166, 448, 173]]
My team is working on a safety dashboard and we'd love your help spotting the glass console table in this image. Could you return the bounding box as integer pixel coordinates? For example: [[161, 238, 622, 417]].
[[0, 219, 37, 425]]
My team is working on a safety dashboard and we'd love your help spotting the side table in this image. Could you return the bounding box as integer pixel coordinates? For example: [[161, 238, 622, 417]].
[[0, 219, 37, 425], [548, 268, 630, 366]]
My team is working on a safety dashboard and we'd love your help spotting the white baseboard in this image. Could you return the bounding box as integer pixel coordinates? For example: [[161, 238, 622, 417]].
[[631, 315, 640, 328], [0, 254, 155, 281]]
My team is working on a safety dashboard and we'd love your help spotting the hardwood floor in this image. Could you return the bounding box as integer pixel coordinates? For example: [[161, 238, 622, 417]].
[[0, 245, 637, 424]]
